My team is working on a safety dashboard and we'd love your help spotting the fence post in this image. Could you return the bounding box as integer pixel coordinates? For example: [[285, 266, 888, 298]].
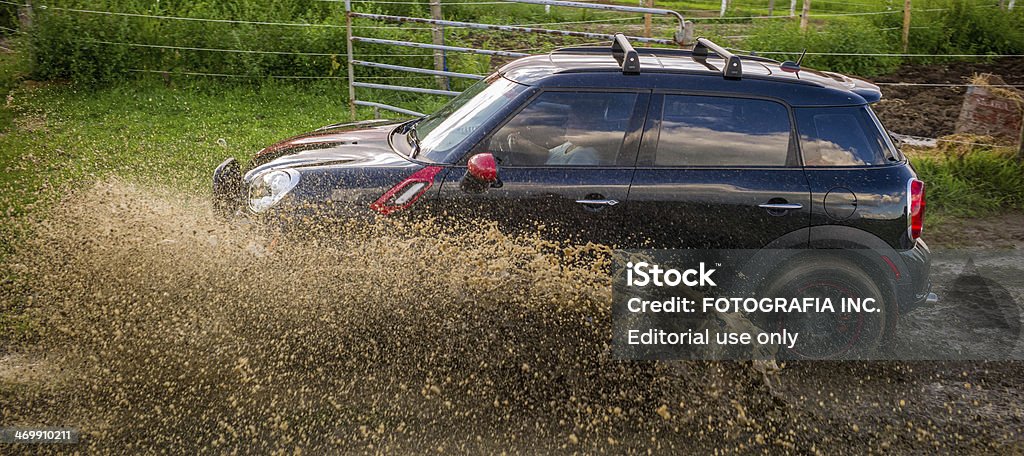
[[1018, 110, 1024, 162], [800, 0, 810, 30], [902, 0, 911, 53], [429, 0, 448, 91], [1010, 0, 1016, 10], [345, 0, 356, 119], [790, 0, 797, 17], [720, 0, 728, 17], [768, 0, 775, 16], [644, 0, 653, 38]]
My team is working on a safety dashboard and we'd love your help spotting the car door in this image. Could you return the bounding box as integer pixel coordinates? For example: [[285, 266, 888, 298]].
[[795, 105, 911, 247], [436, 89, 650, 245], [625, 93, 810, 249]]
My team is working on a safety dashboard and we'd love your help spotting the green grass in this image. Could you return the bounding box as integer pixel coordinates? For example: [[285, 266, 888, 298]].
[[0, 51, 28, 132], [910, 148, 1024, 218], [0, 67, 449, 220]]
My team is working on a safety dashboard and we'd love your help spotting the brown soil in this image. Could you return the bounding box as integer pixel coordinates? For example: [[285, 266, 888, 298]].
[[871, 58, 1024, 138], [929, 211, 1024, 249]]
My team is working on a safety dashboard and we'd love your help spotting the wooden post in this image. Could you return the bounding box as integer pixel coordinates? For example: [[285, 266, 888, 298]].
[[1018, 120, 1024, 162], [768, 0, 775, 16], [800, 0, 810, 30], [1009, 0, 1016, 10], [902, 0, 911, 53], [790, 0, 797, 17], [429, 0, 448, 91], [720, 0, 728, 17], [644, 0, 653, 38]]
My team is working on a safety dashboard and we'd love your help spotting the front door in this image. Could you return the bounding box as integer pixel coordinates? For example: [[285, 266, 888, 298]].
[[438, 90, 650, 245]]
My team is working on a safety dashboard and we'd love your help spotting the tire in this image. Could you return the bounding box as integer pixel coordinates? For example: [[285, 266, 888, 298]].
[[761, 256, 888, 360]]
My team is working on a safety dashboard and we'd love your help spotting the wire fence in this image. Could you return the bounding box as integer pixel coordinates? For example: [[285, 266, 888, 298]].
[[9, 3, 1017, 58], [1, 0, 1022, 139]]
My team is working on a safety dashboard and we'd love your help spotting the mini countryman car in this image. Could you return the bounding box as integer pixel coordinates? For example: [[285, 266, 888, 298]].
[[213, 35, 935, 350]]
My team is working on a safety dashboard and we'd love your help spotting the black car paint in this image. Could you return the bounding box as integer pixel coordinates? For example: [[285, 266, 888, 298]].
[[214, 49, 931, 311]]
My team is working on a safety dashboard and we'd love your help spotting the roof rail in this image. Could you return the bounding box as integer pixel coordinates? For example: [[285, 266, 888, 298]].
[[611, 33, 641, 75], [692, 37, 742, 79]]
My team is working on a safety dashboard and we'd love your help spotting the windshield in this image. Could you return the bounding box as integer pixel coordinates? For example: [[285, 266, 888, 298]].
[[415, 75, 526, 162]]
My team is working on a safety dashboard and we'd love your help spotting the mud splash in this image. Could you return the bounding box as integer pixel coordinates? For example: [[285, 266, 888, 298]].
[[2, 179, 1020, 454], [0, 179, 785, 453]]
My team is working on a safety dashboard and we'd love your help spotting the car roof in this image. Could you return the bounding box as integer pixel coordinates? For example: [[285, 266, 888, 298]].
[[498, 48, 882, 107]]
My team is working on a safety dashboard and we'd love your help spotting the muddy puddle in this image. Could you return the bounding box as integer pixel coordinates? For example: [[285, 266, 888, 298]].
[[1, 179, 1023, 453]]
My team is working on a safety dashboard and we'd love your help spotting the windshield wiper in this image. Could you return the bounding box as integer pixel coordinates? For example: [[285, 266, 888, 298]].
[[398, 116, 426, 134], [407, 123, 421, 158]]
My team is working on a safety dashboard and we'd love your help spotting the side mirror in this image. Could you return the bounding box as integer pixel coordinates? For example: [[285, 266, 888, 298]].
[[461, 153, 500, 194]]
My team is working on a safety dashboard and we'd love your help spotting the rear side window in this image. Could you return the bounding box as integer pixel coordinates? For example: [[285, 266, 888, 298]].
[[654, 95, 792, 167], [796, 106, 891, 166]]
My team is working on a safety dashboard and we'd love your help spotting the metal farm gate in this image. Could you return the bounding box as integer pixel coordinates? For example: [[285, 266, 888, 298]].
[[342, 0, 694, 117]]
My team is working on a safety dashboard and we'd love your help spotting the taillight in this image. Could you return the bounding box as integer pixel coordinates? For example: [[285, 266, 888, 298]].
[[907, 178, 925, 241], [370, 166, 443, 215]]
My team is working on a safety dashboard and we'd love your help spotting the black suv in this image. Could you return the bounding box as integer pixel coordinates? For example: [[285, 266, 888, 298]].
[[213, 35, 934, 316]]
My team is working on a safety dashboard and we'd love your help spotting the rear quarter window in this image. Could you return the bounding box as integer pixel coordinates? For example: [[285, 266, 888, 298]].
[[796, 106, 893, 167]]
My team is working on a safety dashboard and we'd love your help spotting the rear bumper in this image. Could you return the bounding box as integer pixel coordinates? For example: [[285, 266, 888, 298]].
[[897, 238, 936, 310]]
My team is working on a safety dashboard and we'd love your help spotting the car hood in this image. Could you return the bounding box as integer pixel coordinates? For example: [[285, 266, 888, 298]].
[[245, 120, 412, 180]]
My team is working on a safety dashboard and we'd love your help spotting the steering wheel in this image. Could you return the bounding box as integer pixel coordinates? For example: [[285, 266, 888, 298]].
[[501, 131, 520, 153]]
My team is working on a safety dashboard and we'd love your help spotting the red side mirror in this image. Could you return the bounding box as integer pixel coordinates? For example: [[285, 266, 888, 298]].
[[467, 153, 498, 183], [461, 153, 499, 194]]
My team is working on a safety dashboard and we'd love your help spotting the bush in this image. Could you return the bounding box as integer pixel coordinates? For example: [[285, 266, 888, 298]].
[[17, 0, 1024, 84], [871, 0, 1024, 59], [19, 0, 595, 85], [742, 17, 901, 77], [910, 147, 1024, 216], [0, 3, 17, 35], [26, 0, 352, 84]]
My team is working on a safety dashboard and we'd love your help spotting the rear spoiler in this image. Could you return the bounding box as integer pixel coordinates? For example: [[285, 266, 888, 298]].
[[822, 71, 882, 103]]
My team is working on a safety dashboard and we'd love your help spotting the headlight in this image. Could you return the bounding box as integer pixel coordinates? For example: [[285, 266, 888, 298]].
[[248, 169, 300, 213]]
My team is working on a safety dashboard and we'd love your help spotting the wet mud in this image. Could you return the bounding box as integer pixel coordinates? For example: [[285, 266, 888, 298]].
[[1, 179, 1023, 454]]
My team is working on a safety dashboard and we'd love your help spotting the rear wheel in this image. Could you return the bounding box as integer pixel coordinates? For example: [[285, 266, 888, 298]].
[[762, 257, 888, 360]]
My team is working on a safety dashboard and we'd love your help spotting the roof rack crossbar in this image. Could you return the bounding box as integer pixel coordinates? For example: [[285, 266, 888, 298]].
[[692, 37, 742, 79], [611, 33, 641, 75]]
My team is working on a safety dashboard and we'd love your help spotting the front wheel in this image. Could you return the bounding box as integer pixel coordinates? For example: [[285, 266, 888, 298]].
[[761, 257, 889, 360]]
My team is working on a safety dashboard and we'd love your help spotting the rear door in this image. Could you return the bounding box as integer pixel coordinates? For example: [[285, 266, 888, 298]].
[[795, 105, 911, 248], [437, 89, 649, 245], [625, 93, 810, 249]]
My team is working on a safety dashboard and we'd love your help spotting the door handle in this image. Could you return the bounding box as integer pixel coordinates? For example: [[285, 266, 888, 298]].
[[576, 199, 619, 206], [758, 203, 803, 210]]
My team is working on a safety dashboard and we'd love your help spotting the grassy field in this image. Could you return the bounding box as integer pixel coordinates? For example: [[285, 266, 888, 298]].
[[0, 70, 383, 219]]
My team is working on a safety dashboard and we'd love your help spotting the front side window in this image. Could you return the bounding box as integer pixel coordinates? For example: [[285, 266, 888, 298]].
[[654, 95, 793, 167], [485, 91, 640, 167], [795, 106, 891, 167]]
